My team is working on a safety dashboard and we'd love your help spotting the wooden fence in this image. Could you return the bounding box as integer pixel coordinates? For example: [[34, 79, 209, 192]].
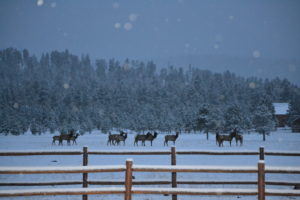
[[1, 147, 300, 200]]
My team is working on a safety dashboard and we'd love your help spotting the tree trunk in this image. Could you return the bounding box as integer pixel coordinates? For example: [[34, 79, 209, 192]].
[[206, 131, 209, 140]]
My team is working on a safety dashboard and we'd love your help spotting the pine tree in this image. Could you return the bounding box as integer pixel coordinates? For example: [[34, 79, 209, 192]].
[[252, 104, 275, 141]]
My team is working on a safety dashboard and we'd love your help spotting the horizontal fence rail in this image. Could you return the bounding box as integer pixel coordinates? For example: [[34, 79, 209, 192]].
[[0, 187, 125, 197], [1, 187, 300, 198], [0, 165, 126, 174], [1, 149, 300, 156], [1, 147, 300, 200], [1, 179, 300, 187]]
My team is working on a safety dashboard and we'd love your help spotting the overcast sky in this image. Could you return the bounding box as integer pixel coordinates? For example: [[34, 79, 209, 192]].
[[1, 0, 300, 61]]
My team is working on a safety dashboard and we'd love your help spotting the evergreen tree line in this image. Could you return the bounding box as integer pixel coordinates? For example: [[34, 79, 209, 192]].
[[1, 48, 299, 135]]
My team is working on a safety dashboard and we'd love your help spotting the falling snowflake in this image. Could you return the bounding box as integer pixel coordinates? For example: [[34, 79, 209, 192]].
[[252, 50, 261, 58], [13, 103, 19, 109], [228, 15, 235, 20], [124, 23, 133, 31], [249, 82, 256, 89], [114, 23, 121, 29], [63, 83, 69, 89], [50, 2, 57, 8], [213, 44, 219, 49], [129, 14, 138, 22], [123, 63, 130, 71], [112, 2, 120, 9], [185, 43, 190, 48], [36, 0, 44, 7]]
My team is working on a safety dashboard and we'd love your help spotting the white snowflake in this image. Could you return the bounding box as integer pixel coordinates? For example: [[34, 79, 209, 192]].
[[50, 2, 57, 8], [63, 83, 69, 89], [124, 23, 133, 31], [213, 44, 219, 49], [249, 82, 256, 89], [112, 2, 120, 9], [228, 15, 235, 20], [36, 0, 44, 7], [129, 14, 138, 22], [114, 23, 121, 29], [252, 50, 261, 58]]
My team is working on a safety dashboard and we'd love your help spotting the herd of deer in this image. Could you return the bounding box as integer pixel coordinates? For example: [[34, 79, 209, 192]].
[[107, 131, 179, 146], [52, 129, 243, 147], [216, 128, 243, 147], [52, 130, 80, 145]]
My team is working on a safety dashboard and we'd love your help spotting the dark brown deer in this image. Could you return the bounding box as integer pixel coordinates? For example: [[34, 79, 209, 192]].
[[134, 132, 158, 146], [69, 133, 80, 145], [164, 132, 179, 146], [115, 132, 128, 146], [216, 131, 235, 147], [234, 132, 243, 146], [52, 136, 61, 145], [145, 132, 158, 146], [134, 134, 148, 146], [107, 132, 124, 146], [229, 128, 243, 146]]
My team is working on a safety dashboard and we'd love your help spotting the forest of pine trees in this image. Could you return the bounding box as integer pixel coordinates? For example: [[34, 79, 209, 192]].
[[1, 48, 300, 135]]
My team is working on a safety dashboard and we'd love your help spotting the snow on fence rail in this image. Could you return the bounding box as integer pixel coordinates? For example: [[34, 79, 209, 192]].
[[1, 147, 300, 200], [1, 147, 300, 156]]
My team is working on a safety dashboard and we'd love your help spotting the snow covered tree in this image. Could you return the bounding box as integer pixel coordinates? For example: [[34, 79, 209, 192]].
[[196, 104, 210, 139], [252, 104, 275, 141], [223, 104, 244, 132]]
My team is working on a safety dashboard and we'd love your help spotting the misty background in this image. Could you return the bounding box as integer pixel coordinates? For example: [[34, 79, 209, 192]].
[[1, 0, 299, 85]]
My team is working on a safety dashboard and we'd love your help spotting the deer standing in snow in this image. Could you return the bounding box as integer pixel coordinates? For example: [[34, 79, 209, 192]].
[[164, 132, 179, 146]]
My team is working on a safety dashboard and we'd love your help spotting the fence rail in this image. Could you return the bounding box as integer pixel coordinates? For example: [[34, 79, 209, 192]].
[[1, 147, 300, 200], [1, 179, 300, 186], [1, 149, 300, 156]]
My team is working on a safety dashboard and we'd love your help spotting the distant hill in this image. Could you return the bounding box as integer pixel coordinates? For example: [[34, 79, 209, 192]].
[[154, 55, 300, 86]]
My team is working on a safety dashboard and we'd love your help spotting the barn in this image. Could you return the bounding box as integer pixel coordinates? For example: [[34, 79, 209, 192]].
[[272, 103, 289, 127], [291, 117, 300, 133]]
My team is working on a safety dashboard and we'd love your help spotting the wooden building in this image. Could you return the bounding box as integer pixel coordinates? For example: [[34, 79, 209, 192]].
[[272, 103, 289, 127], [291, 117, 300, 133]]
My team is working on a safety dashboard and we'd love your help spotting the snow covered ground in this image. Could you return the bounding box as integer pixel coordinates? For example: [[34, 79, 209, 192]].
[[0, 129, 300, 200]]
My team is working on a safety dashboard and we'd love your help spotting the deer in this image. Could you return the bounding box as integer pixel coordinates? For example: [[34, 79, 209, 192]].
[[115, 132, 128, 146], [69, 133, 80, 145], [52, 134, 72, 145], [231, 128, 243, 146], [107, 132, 125, 146], [52, 136, 61, 145], [145, 132, 158, 146], [164, 132, 179, 146], [216, 131, 235, 147], [134, 134, 148, 146]]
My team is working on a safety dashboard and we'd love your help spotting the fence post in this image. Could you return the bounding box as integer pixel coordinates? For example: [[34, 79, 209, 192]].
[[82, 146, 88, 200], [171, 146, 177, 200], [258, 160, 265, 200], [125, 159, 133, 200], [259, 146, 265, 160]]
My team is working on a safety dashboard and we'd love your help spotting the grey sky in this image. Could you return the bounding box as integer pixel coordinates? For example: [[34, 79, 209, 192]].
[[1, 0, 300, 61]]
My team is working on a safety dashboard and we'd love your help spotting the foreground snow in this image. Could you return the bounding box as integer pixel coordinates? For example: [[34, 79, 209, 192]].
[[0, 129, 300, 199]]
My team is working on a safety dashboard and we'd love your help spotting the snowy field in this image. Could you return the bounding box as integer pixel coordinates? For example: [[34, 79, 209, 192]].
[[0, 129, 300, 200]]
